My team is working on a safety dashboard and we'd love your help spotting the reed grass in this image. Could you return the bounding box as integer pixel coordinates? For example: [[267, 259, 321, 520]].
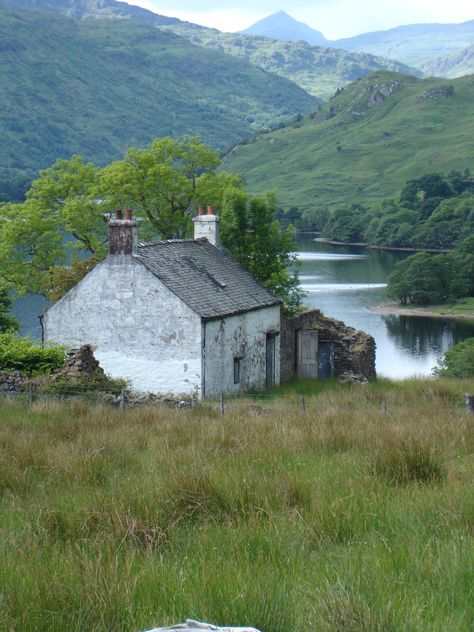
[[1, 378, 473, 631]]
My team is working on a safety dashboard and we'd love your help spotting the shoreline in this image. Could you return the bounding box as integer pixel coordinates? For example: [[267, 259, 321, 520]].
[[313, 237, 451, 253], [369, 302, 474, 321]]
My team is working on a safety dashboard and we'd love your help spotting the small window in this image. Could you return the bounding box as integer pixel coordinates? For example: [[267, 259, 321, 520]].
[[234, 357, 241, 384]]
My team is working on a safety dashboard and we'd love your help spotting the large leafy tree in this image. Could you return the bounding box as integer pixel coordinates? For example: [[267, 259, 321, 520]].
[[97, 137, 234, 239], [0, 138, 239, 295], [0, 136, 301, 312]]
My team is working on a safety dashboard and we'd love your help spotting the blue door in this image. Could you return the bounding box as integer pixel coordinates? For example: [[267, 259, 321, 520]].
[[318, 342, 335, 379]]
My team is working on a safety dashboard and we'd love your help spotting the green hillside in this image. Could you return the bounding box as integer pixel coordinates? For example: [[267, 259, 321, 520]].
[[0, 0, 178, 24], [0, 0, 419, 102], [222, 72, 474, 212], [159, 24, 419, 101], [420, 45, 474, 78], [0, 5, 317, 185]]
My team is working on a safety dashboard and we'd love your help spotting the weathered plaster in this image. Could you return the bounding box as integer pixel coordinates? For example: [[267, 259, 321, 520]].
[[44, 255, 202, 395], [203, 306, 281, 398]]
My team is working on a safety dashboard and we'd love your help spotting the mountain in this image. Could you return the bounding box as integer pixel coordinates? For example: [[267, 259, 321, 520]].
[[222, 72, 474, 211], [0, 0, 420, 101], [243, 11, 474, 72], [420, 45, 474, 78], [0, 5, 318, 187], [158, 23, 419, 101], [335, 21, 474, 67], [242, 10, 328, 46]]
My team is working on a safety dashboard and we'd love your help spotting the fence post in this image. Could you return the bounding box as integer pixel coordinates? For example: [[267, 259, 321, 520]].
[[381, 398, 387, 414], [465, 393, 474, 414], [28, 383, 33, 408], [120, 386, 125, 411], [220, 393, 225, 415], [300, 395, 306, 413]]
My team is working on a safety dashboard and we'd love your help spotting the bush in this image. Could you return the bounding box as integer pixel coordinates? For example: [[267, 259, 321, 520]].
[[0, 332, 65, 375], [434, 337, 474, 378]]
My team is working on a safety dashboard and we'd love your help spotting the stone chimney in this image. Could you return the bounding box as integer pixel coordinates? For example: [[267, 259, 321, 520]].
[[193, 205, 221, 247], [108, 209, 137, 255]]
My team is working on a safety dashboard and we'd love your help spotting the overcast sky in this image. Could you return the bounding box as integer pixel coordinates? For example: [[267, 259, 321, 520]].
[[118, 0, 473, 38]]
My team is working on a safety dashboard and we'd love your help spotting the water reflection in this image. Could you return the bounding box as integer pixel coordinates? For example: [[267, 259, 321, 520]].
[[383, 314, 474, 357]]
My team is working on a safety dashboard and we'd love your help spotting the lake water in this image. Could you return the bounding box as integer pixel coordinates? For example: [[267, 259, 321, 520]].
[[295, 234, 474, 378], [11, 235, 474, 379]]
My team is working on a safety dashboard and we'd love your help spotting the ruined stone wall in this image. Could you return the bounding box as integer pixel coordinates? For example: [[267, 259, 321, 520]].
[[280, 309, 376, 382], [0, 371, 27, 395]]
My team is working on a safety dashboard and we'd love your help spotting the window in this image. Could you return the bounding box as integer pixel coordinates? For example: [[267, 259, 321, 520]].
[[234, 357, 241, 384]]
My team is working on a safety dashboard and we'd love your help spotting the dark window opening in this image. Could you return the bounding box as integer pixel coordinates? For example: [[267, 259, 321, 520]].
[[234, 357, 241, 384]]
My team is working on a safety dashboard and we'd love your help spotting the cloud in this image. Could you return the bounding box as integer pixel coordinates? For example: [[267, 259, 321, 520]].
[[118, 0, 474, 38]]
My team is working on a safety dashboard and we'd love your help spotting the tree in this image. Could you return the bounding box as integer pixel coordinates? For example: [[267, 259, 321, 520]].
[[0, 155, 107, 295], [0, 138, 240, 295], [97, 137, 236, 239], [434, 338, 474, 378], [221, 189, 304, 315], [322, 204, 369, 243], [387, 252, 448, 305], [0, 285, 18, 333], [399, 173, 454, 220], [0, 137, 300, 312]]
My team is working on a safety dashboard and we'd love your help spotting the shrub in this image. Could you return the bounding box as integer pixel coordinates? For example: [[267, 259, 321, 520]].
[[434, 337, 474, 378], [0, 332, 65, 375]]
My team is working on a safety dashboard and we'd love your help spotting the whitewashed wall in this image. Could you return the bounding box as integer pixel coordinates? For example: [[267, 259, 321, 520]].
[[203, 306, 281, 398], [44, 256, 202, 396]]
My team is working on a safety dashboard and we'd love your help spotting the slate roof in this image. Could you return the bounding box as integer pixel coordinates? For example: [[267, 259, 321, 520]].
[[135, 238, 281, 320]]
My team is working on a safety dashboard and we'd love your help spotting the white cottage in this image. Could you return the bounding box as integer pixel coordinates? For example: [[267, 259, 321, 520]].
[[44, 209, 282, 398]]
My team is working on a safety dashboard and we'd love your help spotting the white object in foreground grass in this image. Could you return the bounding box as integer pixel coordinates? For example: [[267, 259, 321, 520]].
[[145, 620, 261, 631]]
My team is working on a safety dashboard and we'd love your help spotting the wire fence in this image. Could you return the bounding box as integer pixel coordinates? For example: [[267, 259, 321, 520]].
[[2, 384, 474, 416]]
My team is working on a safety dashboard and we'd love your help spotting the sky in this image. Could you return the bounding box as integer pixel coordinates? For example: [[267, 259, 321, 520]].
[[117, 0, 473, 39]]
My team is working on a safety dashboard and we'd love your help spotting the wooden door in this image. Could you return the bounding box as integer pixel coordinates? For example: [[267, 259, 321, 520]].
[[297, 330, 318, 378]]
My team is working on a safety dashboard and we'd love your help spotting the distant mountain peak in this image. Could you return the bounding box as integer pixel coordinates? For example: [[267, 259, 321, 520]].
[[242, 10, 328, 46]]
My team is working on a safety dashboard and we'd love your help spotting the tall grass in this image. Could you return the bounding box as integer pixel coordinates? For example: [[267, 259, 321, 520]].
[[1, 378, 473, 631]]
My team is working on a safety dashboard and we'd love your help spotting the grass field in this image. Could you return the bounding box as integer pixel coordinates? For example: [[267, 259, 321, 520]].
[[1, 378, 473, 631]]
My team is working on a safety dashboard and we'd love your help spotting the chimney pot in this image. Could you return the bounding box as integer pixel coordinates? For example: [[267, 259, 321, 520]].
[[108, 210, 138, 255], [193, 207, 220, 246]]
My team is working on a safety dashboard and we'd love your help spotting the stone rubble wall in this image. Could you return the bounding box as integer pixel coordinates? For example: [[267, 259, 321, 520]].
[[0, 370, 27, 394], [280, 309, 376, 383]]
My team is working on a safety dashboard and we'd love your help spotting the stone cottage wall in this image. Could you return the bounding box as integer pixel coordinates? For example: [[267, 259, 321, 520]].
[[44, 256, 203, 396], [203, 305, 281, 398], [280, 309, 376, 382]]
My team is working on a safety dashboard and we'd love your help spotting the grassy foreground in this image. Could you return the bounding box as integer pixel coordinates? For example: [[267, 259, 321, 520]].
[[1, 379, 473, 631]]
